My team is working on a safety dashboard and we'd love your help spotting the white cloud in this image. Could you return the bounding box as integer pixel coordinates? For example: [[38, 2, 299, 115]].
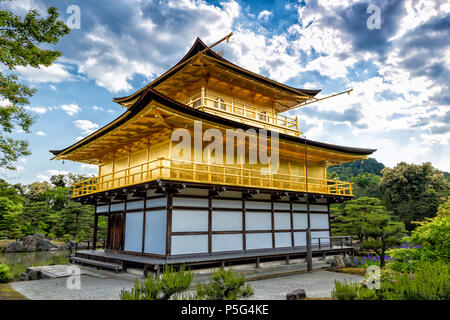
[[24, 106, 48, 114], [49, 85, 57, 91], [73, 120, 99, 135], [16, 63, 73, 83], [36, 130, 47, 136], [60, 104, 81, 116], [36, 169, 70, 183], [257, 10, 272, 21]]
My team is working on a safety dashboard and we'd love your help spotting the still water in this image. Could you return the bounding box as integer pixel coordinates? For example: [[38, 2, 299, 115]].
[[0, 250, 69, 280]]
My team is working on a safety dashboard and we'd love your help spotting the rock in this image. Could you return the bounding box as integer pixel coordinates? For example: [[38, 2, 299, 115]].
[[5, 241, 23, 253], [335, 255, 345, 268], [286, 289, 306, 300], [21, 269, 42, 281], [21, 234, 45, 251], [36, 239, 56, 251], [342, 256, 353, 267]]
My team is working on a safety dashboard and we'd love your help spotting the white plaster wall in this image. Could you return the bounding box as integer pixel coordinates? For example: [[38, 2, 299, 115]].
[[294, 232, 306, 247], [245, 201, 271, 210], [171, 235, 208, 255], [310, 204, 328, 212], [274, 202, 290, 210], [124, 212, 143, 252], [146, 197, 167, 208], [172, 197, 208, 207], [293, 213, 308, 229], [312, 231, 330, 245], [274, 212, 291, 230], [246, 233, 272, 250], [172, 209, 208, 232], [96, 205, 109, 213], [212, 199, 242, 209], [126, 200, 145, 210], [212, 210, 242, 231], [275, 232, 292, 248], [110, 202, 125, 211], [245, 211, 271, 230], [310, 214, 329, 229], [212, 234, 243, 252], [144, 210, 166, 255]]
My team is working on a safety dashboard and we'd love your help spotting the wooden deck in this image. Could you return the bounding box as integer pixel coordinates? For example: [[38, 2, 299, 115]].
[[71, 244, 353, 275]]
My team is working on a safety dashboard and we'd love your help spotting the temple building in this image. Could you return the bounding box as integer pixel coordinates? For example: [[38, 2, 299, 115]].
[[51, 36, 375, 272]]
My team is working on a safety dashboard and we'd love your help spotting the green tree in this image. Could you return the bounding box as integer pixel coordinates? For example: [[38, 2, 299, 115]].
[[328, 158, 385, 181], [58, 202, 94, 240], [120, 266, 193, 300], [334, 197, 406, 267], [351, 173, 383, 199], [0, 196, 23, 238], [0, 3, 70, 169], [22, 200, 50, 236], [380, 162, 449, 230]]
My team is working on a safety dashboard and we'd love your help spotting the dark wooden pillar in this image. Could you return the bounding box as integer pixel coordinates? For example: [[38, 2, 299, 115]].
[[165, 192, 173, 257], [306, 196, 312, 272], [242, 193, 246, 252], [271, 195, 275, 249], [289, 197, 294, 247], [141, 195, 147, 254], [93, 209, 98, 251], [208, 191, 212, 255], [105, 199, 112, 250]]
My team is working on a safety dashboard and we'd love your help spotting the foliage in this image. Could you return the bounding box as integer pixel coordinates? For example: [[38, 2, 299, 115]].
[[195, 267, 253, 300], [386, 198, 450, 273], [352, 254, 393, 268], [332, 197, 406, 267], [380, 162, 449, 230], [328, 158, 385, 181], [58, 202, 94, 241], [332, 261, 450, 300], [0, 264, 12, 283], [351, 173, 383, 199], [0, 4, 70, 169], [120, 265, 193, 300]]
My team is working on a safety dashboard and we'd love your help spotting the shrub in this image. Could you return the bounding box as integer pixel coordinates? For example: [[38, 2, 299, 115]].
[[332, 261, 450, 300], [195, 267, 253, 300], [120, 265, 193, 300], [0, 264, 12, 283]]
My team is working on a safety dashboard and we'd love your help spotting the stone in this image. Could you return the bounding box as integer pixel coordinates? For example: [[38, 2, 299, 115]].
[[335, 255, 345, 268], [5, 241, 23, 253], [36, 239, 56, 251], [286, 289, 306, 300], [342, 256, 353, 267], [21, 234, 45, 251], [21, 269, 42, 281]]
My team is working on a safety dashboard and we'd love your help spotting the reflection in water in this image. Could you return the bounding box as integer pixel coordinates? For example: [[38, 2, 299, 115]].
[[0, 250, 69, 280]]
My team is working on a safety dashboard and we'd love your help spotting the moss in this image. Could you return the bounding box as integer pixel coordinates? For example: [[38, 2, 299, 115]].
[[0, 284, 28, 300], [327, 267, 367, 276]]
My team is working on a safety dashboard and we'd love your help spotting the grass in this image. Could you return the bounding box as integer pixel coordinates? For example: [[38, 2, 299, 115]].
[[327, 267, 367, 276], [0, 284, 28, 300]]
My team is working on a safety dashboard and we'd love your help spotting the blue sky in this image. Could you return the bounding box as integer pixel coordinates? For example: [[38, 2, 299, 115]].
[[1, 0, 449, 184]]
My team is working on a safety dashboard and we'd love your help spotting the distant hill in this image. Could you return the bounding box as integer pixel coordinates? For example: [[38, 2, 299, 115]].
[[328, 158, 385, 181], [328, 158, 450, 182]]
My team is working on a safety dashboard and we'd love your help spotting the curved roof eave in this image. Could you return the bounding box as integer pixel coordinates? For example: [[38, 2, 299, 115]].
[[50, 87, 376, 158]]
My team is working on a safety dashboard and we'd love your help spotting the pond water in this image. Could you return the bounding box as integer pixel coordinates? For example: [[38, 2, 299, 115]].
[[0, 250, 69, 280]]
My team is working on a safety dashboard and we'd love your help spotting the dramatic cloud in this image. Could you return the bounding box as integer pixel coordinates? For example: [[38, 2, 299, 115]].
[[73, 119, 99, 135]]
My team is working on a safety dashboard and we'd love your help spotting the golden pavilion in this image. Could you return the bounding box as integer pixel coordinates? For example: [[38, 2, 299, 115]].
[[51, 35, 375, 272]]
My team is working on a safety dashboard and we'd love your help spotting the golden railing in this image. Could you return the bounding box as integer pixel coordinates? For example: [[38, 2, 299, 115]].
[[183, 92, 300, 136], [72, 158, 353, 198]]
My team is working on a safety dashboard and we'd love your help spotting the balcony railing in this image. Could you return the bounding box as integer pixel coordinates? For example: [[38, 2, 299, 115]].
[[72, 157, 353, 198], [183, 91, 300, 136]]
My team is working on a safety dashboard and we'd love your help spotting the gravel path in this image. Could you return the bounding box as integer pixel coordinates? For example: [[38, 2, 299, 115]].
[[246, 270, 363, 299], [10, 269, 363, 300], [10, 275, 135, 300]]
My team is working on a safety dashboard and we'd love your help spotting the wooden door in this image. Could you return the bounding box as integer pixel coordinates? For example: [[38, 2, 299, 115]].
[[108, 213, 123, 251]]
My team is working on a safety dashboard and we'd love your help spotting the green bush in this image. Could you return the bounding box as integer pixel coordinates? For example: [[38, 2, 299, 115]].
[[195, 267, 253, 300], [0, 264, 12, 283], [120, 265, 193, 300], [332, 261, 450, 300]]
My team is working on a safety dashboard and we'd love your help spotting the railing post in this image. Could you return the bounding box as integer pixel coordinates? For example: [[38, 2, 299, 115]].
[[318, 237, 321, 250], [306, 228, 312, 272]]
